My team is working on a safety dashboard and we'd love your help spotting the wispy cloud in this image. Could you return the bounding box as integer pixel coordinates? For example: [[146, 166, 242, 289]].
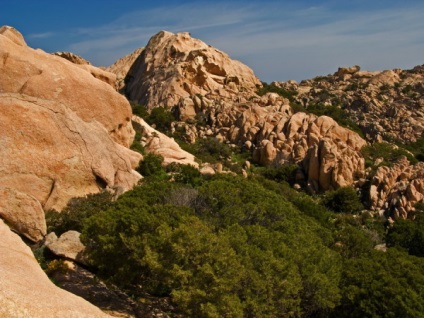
[[27, 31, 55, 39], [65, 1, 424, 81]]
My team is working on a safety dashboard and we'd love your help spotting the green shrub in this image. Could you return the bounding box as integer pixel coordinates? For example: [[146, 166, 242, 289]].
[[322, 187, 363, 214], [256, 82, 298, 102], [167, 163, 203, 187], [181, 137, 232, 164], [81, 175, 342, 317], [130, 102, 149, 118], [137, 152, 166, 178], [361, 142, 417, 168], [146, 106, 175, 133], [386, 213, 424, 257], [256, 164, 299, 185], [130, 120, 146, 155], [45, 191, 113, 236]]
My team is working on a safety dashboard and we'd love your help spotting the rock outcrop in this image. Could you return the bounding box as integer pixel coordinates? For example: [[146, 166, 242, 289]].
[[0, 220, 111, 317], [0, 26, 142, 241], [122, 31, 261, 110], [274, 64, 424, 143], [132, 115, 198, 167], [53, 52, 117, 88], [370, 157, 424, 219], [112, 31, 366, 192]]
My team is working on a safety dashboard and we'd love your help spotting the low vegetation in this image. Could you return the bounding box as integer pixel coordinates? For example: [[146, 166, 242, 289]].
[[45, 170, 424, 317]]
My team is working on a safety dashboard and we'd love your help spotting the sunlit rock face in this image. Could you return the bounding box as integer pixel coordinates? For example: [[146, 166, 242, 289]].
[[0, 26, 142, 241]]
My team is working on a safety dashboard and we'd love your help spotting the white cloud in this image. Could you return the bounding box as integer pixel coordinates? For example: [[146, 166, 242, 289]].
[[27, 32, 55, 39]]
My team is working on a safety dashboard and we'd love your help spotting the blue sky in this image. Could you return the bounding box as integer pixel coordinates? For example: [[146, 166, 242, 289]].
[[1, 0, 423, 82]]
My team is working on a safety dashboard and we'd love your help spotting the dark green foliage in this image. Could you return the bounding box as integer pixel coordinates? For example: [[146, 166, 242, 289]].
[[402, 135, 424, 162], [361, 142, 417, 168], [82, 175, 342, 317], [130, 102, 149, 118], [255, 164, 299, 185], [256, 82, 298, 102], [137, 153, 166, 178], [181, 137, 232, 163], [45, 191, 113, 236], [322, 186, 364, 214], [167, 163, 203, 187], [130, 120, 146, 155], [49, 173, 424, 317], [145, 106, 175, 132], [386, 213, 424, 257], [334, 249, 424, 318]]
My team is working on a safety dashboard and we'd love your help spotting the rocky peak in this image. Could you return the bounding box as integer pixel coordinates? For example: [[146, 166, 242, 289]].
[[120, 30, 261, 109]]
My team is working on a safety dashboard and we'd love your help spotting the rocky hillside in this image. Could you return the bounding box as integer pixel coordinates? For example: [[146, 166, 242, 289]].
[[106, 30, 424, 219], [108, 31, 367, 193], [275, 65, 424, 143]]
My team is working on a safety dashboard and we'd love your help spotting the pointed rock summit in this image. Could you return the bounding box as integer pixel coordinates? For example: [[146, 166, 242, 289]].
[[118, 30, 261, 109]]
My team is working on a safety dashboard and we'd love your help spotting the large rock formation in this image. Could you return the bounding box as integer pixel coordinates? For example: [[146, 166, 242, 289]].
[[0, 26, 142, 241], [110, 31, 366, 192], [0, 220, 111, 317], [121, 31, 261, 110]]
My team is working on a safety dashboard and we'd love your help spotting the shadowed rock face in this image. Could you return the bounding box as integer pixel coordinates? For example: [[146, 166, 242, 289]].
[[0, 26, 142, 241], [0, 220, 111, 318]]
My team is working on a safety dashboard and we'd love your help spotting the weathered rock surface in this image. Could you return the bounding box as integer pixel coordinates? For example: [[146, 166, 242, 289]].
[[53, 52, 118, 88], [0, 220, 111, 317], [369, 157, 424, 219], [0, 187, 46, 242], [0, 93, 141, 215], [132, 115, 198, 167], [122, 31, 261, 110], [0, 26, 142, 240], [45, 231, 87, 264]]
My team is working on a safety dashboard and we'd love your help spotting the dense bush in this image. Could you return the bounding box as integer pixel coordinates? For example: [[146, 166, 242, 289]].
[[181, 137, 232, 164], [255, 164, 299, 185], [146, 106, 175, 132], [386, 213, 424, 257], [45, 191, 113, 236], [322, 186, 364, 214], [81, 175, 342, 317], [333, 249, 424, 317], [137, 152, 166, 178], [44, 173, 424, 317]]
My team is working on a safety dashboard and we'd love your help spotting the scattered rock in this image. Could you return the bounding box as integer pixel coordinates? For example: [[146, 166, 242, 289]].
[[45, 231, 87, 265]]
